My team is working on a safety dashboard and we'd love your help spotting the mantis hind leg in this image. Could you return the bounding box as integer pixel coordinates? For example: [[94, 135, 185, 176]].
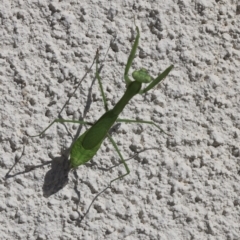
[[106, 133, 130, 186], [76, 133, 130, 222], [104, 117, 171, 185]]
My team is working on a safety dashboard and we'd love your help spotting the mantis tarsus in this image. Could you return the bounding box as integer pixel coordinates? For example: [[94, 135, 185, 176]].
[[30, 25, 173, 217]]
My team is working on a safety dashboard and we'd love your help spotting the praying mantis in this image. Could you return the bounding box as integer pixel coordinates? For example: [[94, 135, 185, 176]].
[[30, 25, 173, 190]]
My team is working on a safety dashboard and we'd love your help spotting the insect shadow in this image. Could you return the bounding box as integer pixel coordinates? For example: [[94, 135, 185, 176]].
[[4, 51, 103, 197]]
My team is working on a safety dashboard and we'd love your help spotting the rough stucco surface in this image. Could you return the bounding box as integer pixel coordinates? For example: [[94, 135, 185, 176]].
[[0, 0, 240, 239]]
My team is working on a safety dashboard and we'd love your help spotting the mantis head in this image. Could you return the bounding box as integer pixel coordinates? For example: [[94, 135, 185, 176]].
[[132, 68, 153, 83], [124, 26, 173, 94]]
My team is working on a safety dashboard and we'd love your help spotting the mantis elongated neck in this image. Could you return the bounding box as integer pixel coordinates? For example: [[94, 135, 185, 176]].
[[112, 81, 142, 116]]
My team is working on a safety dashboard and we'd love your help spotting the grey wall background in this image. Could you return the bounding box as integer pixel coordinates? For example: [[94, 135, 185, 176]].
[[0, 0, 240, 239]]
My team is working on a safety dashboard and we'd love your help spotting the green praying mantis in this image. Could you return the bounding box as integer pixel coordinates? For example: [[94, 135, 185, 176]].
[[30, 25, 173, 194]]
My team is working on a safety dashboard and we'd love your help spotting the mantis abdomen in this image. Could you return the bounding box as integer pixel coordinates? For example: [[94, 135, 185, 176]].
[[70, 81, 142, 168]]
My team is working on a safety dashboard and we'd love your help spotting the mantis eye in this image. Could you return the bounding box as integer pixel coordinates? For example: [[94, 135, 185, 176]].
[[132, 68, 153, 83]]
